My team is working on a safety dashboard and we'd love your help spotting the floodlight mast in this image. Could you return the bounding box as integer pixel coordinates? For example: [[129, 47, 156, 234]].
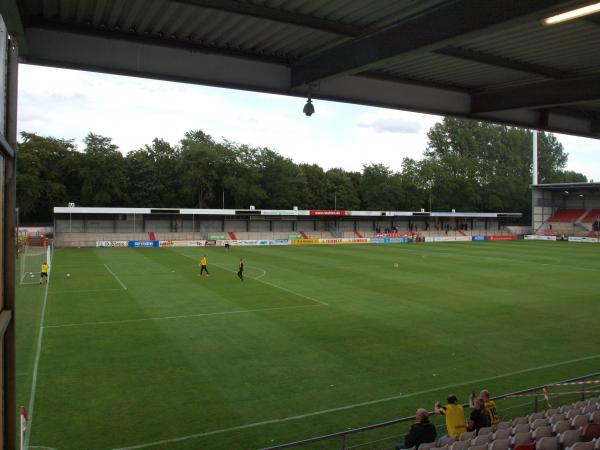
[[532, 130, 538, 185]]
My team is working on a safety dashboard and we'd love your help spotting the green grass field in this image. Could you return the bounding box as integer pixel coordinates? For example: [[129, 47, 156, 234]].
[[16, 241, 600, 450]]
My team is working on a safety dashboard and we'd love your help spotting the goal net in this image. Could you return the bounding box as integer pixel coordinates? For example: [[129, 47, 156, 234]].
[[20, 242, 51, 285]]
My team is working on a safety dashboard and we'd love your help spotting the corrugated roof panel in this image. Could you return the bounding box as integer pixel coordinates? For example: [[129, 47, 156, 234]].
[[375, 52, 545, 89], [460, 20, 600, 75]]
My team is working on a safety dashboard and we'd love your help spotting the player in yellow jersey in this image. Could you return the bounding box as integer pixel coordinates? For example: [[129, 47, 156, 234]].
[[198, 255, 209, 276], [480, 389, 499, 427], [435, 395, 466, 438], [40, 261, 49, 285]]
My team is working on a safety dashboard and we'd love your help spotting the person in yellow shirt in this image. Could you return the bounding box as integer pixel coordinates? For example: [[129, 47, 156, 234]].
[[40, 261, 49, 285], [435, 395, 466, 438], [198, 255, 209, 277], [480, 389, 499, 427]]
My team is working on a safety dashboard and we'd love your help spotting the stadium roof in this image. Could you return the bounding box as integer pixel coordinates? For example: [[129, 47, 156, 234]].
[[3, 1, 600, 139], [53, 206, 521, 218], [532, 182, 600, 191]]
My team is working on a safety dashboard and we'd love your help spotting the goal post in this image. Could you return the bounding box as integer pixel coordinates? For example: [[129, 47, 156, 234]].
[[19, 240, 50, 285]]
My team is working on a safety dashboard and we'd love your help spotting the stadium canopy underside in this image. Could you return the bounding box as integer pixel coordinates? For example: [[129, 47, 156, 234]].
[[2, 0, 600, 138]]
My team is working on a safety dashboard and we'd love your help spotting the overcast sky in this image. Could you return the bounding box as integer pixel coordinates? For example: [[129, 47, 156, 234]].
[[17, 64, 600, 179]]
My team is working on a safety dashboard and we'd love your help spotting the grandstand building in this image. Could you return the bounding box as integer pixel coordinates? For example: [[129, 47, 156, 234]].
[[53, 206, 522, 247], [532, 183, 600, 237]]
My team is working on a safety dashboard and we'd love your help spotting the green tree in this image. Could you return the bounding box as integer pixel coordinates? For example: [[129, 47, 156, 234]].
[[80, 133, 127, 206], [16, 132, 81, 221], [325, 168, 360, 210]]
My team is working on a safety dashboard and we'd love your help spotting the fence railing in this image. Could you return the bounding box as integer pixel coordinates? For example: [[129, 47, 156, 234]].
[[259, 372, 600, 450]]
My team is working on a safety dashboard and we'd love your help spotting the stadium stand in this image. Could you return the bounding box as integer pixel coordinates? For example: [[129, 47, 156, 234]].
[[547, 209, 587, 222], [404, 397, 600, 450], [581, 210, 600, 223]]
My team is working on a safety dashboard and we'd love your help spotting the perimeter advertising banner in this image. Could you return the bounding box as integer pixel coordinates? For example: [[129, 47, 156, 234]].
[[96, 241, 128, 248], [308, 210, 346, 216], [291, 239, 321, 245], [487, 236, 517, 241], [320, 238, 369, 245], [128, 241, 159, 247], [568, 236, 599, 243]]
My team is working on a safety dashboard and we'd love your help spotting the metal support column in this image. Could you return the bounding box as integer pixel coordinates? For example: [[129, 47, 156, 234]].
[[3, 36, 19, 450]]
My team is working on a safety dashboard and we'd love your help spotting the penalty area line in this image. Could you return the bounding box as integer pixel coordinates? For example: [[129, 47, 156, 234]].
[[110, 352, 600, 450], [43, 304, 324, 329], [104, 263, 128, 290]]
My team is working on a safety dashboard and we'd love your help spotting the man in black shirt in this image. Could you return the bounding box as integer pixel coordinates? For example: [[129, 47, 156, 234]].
[[237, 258, 244, 281], [396, 408, 437, 450], [467, 395, 490, 432]]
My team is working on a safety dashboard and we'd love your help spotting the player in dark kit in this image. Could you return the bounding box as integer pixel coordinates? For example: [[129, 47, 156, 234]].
[[237, 258, 244, 281]]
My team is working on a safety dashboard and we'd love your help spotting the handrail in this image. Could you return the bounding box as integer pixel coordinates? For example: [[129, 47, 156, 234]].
[[259, 371, 600, 450]]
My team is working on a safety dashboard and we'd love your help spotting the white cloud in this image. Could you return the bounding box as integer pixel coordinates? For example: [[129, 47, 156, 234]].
[[16, 64, 600, 180], [355, 110, 430, 134]]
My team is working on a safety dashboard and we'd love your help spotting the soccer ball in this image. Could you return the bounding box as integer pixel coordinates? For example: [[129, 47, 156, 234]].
[[66, 273, 71, 277], [30, 273, 34, 278], [393, 263, 399, 268]]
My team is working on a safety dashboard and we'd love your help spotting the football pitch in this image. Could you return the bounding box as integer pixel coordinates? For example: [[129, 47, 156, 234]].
[[16, 241, 600, 450]]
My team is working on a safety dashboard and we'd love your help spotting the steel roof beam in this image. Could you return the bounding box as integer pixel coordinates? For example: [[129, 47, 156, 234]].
[[290, 0, 585, 88], [435, 45, 569, 79], [0, 0, 28, 53], [471, 75, 600, 113], [172, 0, 366, 37]]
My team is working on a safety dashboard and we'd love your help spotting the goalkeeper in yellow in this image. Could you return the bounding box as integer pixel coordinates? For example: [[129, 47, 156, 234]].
[[198, 255, 210, 277], [40, 261, 49, 285]]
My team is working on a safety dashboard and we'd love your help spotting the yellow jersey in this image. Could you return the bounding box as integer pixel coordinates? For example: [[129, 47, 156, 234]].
[[41, 263, 48, 273], [484, 400, 499, 426], [200, 257, 207, 266], [440, 404, 466, 437]]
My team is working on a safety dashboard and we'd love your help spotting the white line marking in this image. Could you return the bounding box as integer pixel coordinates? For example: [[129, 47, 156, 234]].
[[51, 288, 123, 294], [30, 446, 59, 450], [212, 262, 328, 306], [253, 266, 267, 280], [104, 264, 128, 290], [24, 250, 54, 449], [43, 304, 324, 329], [110, 353, 600, 450], [182, 254, 328, 306]]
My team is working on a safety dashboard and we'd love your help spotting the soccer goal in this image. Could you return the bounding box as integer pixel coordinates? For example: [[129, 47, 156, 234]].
[[19, 242, 51, 285]]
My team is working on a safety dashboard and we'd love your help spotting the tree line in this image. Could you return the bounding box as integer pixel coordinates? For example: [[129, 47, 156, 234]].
[[17, 117, 586, 223]]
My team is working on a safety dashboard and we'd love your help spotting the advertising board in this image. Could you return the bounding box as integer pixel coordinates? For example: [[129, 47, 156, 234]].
[[185, 240, 206, 246], [291, 239, 320, 245], [269, 239, 289, 245], [308, 210, 346, 216], [472, 236, 487, 241], [487, 235, 517, 241], [128, 241, 159, 248], [204, 240, 217, 247], [159, 241, 176, 247], [388, 237, 409, 243], [208, 234, 227, 240], [568, 236, 599, 243], [96, 241, 128, 248]]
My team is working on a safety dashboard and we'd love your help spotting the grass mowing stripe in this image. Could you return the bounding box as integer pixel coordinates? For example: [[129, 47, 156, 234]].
[[212, 262, 329, 306], [109, 353, 600, 450], [43, 304, 325, 329], [50, 288, 123, 294], [24, 251, 54, 449], [180, 253, 329, 306], [103, 263, 128, 290]]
